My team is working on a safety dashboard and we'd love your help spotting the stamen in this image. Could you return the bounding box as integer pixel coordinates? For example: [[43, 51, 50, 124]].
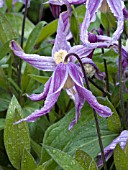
[[54, 50, 68, 64]]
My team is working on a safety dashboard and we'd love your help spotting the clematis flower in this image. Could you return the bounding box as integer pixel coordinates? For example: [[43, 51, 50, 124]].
[[10, 11, 112, 129], [98, 130, 128, 167], [81, 0, 125, 46], [48, 0, 86, 18]]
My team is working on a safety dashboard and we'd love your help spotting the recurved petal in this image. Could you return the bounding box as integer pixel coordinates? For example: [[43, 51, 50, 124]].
[[10, 40, 56, 71], [52, 11, 71, 57], [68, 87, 85, 130], [98, 130, 128, 167], [27, 78, 52, 101], [68, 62, 112, 117], [14, 63, 68, 124], [48, 0, 86, 5], [107, 0, 124, 42], [50, 4, 61, 18]]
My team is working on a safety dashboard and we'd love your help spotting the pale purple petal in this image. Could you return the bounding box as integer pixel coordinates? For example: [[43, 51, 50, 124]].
[[14, 63, 68, 124], [68, 87, 85, 130], [10, 40, 56, 71], [68, 62, 112, 117], [0, 0, 4, 8], [50, 4, 61, 18], [98, 130, 128, 167], [52, 11, 71, 57], [48, 0, 86, 5], [80, 0, 103, 44], [27, 78, 52, 101], [107, 0, 124, 42]]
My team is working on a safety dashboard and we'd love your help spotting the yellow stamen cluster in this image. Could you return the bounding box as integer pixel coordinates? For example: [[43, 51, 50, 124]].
[[84, 64, 95, 78], [54, 50, 68, 65]]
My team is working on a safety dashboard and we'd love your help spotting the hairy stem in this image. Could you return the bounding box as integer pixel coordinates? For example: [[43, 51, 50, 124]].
[[18, 0, 29, 87], [65, 53, 107, 170], [118, 37, 125, 127], [102, 48, 109, 95]]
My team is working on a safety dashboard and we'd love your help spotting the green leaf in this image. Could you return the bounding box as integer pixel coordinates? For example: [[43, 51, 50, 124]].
[[114, 144, 128, 170], [124, 142, 128, 159], [21, 63, 39, 93], [97, 97, 121, 133], [25, 21, 46, 53], [6, 13, 34, 39], [35, 164, 44, 170], [44, 145, 84, 170], [36, 19, 58, 45], [76, 150, 98, 170], [101, 13, 110, 31], [28, 74, 49, 84], [41, 104, 117, 165], [70, 10, 80, 44], [0, 12, 16, 44], [0, 90, 11, 112], [0, 41, 11, 60], [4, 95, 30, 169], [0, 119, 5, 131], [21, 148, 37, 170], [30, 139, 42, 158]]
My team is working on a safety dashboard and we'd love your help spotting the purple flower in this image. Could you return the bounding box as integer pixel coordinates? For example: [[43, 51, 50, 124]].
[[48, 0, 86, 18], [81, 0, 125, 46], [10, 11, 112, 129], [98, 130, 128, 167]]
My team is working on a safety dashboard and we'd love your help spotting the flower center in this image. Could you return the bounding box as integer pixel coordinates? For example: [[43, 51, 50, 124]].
[[54, 50, 68, 65], [84, 64, 95, 78]]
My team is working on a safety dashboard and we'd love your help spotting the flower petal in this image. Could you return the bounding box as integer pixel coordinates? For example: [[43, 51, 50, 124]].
[[68, 62, 112, 117], [98, 130, 128, 167], [48, 0, 86, 5], [27, 78, 52, 101], [68, 86, 85, 130], [10, 40, 56, 71], [14, 63, 68, 124], [52, 11, 71, 57], [50, 4, 61, 18], [107, 0, 124, 42]]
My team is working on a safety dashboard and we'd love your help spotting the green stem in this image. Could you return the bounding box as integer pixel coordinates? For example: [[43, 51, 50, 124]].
[[18, 0, 29, 87], [102, 48, 109, 95], [118, 37, 125, 128]]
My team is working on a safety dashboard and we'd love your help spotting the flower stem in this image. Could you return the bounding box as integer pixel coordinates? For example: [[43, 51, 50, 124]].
[[18, 0, 29, 87], [102, 48, 109, 95], [88, 78, 110, 96], [65, 53, 107, 170], [118, 37, 125, 127]]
